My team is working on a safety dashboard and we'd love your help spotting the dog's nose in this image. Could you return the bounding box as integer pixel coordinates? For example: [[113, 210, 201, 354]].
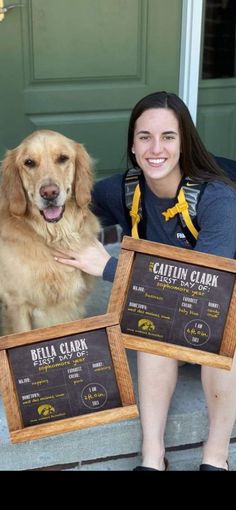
[[40, 184, 60, 200]]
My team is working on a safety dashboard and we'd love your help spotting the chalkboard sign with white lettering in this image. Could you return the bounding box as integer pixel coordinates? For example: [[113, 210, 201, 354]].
[[121, 253, 234, 354], [8, 329, 121, 427], [108, 237, 236, 370], [0, 313, 138, 443]]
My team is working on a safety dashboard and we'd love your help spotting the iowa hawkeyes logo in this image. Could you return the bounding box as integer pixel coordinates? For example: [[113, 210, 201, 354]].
[[138, 319, 155, 332], [37, 404, 55, 417]]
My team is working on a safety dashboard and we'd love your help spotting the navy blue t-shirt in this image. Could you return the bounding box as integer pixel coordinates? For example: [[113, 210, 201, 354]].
[[92, 158, 236, 282]]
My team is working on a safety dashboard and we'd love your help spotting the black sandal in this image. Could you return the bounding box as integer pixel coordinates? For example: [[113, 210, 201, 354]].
[[133, 458, 168, 471], [199, 460, 229, 471]]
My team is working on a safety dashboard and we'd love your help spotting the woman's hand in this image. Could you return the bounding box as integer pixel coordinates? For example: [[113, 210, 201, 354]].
[[53, 239, 111, 277]]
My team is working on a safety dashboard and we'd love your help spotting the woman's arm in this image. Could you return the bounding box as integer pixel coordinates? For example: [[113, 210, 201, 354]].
[[91, 174, 124, 227], [195, 182, 236, 258]]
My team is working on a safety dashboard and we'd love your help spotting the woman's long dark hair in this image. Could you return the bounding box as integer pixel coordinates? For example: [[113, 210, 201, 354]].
[[127, 91, 235, 188]]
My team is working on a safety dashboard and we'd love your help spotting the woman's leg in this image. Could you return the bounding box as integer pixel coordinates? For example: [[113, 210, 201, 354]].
[[201, 350, 236, 469], [137, 352, 178, 470]]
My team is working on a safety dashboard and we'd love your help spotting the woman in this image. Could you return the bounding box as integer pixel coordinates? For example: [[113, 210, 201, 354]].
[[55, 92, 236, 471]]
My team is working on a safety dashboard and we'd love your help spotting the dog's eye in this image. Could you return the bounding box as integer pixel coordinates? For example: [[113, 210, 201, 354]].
[[57, 154, 69, 163], [24, 159, 36, 168]]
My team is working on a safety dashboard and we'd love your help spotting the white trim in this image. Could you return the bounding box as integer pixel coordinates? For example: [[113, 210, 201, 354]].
[[179, 0, 203, 124]]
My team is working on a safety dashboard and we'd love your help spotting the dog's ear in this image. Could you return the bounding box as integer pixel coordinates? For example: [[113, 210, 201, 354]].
[[1, 149, 27, 216], [74, 143, 93, 208]]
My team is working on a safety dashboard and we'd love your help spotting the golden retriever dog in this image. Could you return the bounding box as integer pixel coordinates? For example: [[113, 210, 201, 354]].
[[0, 130, 100, 335]]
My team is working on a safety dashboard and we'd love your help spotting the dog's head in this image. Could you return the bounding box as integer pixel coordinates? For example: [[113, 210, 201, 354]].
[[1, 130, 93, 221]]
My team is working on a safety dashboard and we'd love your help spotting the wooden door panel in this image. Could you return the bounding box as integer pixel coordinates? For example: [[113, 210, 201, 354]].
[[30, 0, 141, 79], [0, 0, 182, 176], [197, 82, 236, 159]]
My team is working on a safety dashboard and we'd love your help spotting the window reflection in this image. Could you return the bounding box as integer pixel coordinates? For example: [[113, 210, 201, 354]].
[[202, 0, 236, 79]]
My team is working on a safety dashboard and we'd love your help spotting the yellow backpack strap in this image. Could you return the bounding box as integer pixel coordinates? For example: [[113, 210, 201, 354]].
[[162, 187, 199, 240], [177, 188, 199, 240], [130, 183, 141, 239]]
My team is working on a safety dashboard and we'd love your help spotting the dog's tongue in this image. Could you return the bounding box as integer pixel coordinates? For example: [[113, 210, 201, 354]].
[[43, 206, 63, 221]]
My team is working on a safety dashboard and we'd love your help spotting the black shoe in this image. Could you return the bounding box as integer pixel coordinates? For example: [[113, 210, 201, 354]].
[[133, 458, 168, 471], [199, 461, 229, 471]]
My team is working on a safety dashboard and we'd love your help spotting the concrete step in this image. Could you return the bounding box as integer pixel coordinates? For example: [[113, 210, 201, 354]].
[[65, 442, 236, 471], [1, 357, 236, 470]]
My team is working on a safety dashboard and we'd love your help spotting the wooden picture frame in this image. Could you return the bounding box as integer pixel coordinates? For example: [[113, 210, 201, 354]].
[[0, 312, 138, 443], [108, 236, 236, 370]]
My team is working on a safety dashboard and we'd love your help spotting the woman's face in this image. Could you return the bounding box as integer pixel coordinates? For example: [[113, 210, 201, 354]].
[[132, 108, 181, 184]]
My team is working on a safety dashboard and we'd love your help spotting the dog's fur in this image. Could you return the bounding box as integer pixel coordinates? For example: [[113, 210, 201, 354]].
[[0, 130, 100, 335]]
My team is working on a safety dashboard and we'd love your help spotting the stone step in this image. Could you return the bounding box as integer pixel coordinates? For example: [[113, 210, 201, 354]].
[[1, 357, 235, 470], [64, 442, 236, 471]]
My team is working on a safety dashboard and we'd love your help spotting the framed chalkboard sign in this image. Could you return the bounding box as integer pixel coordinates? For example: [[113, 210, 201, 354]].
[[108, 236, 236, 370], [0, 313, 138, 443]]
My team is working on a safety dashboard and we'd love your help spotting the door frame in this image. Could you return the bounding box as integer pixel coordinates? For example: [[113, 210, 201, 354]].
[[179, 0, 203, 123]]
